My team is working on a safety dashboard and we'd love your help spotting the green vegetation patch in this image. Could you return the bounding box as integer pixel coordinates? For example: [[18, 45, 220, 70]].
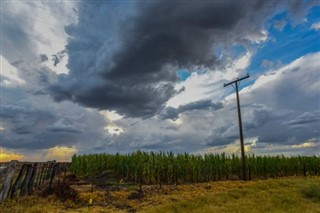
[[301, 181, 320, 202]]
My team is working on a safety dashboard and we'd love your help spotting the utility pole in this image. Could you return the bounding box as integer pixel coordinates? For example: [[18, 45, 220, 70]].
[[224, 74, 249, 181]]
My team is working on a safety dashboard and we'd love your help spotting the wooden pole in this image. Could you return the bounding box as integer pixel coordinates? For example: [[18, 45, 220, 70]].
[[235, 81, 247, 181], [224, 74, 249, 181]]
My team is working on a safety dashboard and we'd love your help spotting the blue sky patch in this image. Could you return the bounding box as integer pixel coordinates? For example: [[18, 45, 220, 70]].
[[247, 7, 320, 77], [176, 70, 191, 81]]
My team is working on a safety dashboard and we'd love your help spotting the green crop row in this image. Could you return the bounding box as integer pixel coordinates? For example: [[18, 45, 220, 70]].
[[71, 152, 320, 188]]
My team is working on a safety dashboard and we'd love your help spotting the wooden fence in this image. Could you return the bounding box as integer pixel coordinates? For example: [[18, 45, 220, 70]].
[[0, 161, 70, 202]]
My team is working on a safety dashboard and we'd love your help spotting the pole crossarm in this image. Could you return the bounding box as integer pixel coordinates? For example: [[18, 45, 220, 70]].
[[224, 74, 249, 87], [223, 74, 250, 181]]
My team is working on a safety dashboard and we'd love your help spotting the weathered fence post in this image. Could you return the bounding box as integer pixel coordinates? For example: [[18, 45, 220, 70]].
[[45, 163, 53, 180], [35, 164, 42, 188], [20, 164, 33, 196], [27, 163, 38, 194], [10, 164, 27, 198], [48, 163, 59, 190], [0, 161, 17, 202], [39, 163, 47, 185]]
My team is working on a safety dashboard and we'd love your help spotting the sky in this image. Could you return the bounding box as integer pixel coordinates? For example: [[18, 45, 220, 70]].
[[0, 0, 319, 162]]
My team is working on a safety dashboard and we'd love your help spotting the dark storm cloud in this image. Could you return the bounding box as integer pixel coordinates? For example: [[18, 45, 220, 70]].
[[243, 105, 273, 130], [286, 111, 320, 126], [47, 125, 82, 133], [106, 1, 244, 80], [0, 102, 53, 148], [50, 0, 314, 118], [0, 104, 41, 119], [0, 99, 108, 150], [204, 125, 239, 146], [1, 4, 37, 63], [160, 99, 223, 120], [39, 54, 49, 62], [12, 126, 32, 135]]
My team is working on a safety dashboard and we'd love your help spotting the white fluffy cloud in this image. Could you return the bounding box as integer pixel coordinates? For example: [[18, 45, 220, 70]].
[[167, 52, 252, 108], [311, 22, 320, 30]]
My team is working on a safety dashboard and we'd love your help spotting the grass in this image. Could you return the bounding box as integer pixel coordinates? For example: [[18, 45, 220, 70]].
[[0, 176, 319, 213], [301, 181, 320, 202], [143, 177, 320, 213]]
